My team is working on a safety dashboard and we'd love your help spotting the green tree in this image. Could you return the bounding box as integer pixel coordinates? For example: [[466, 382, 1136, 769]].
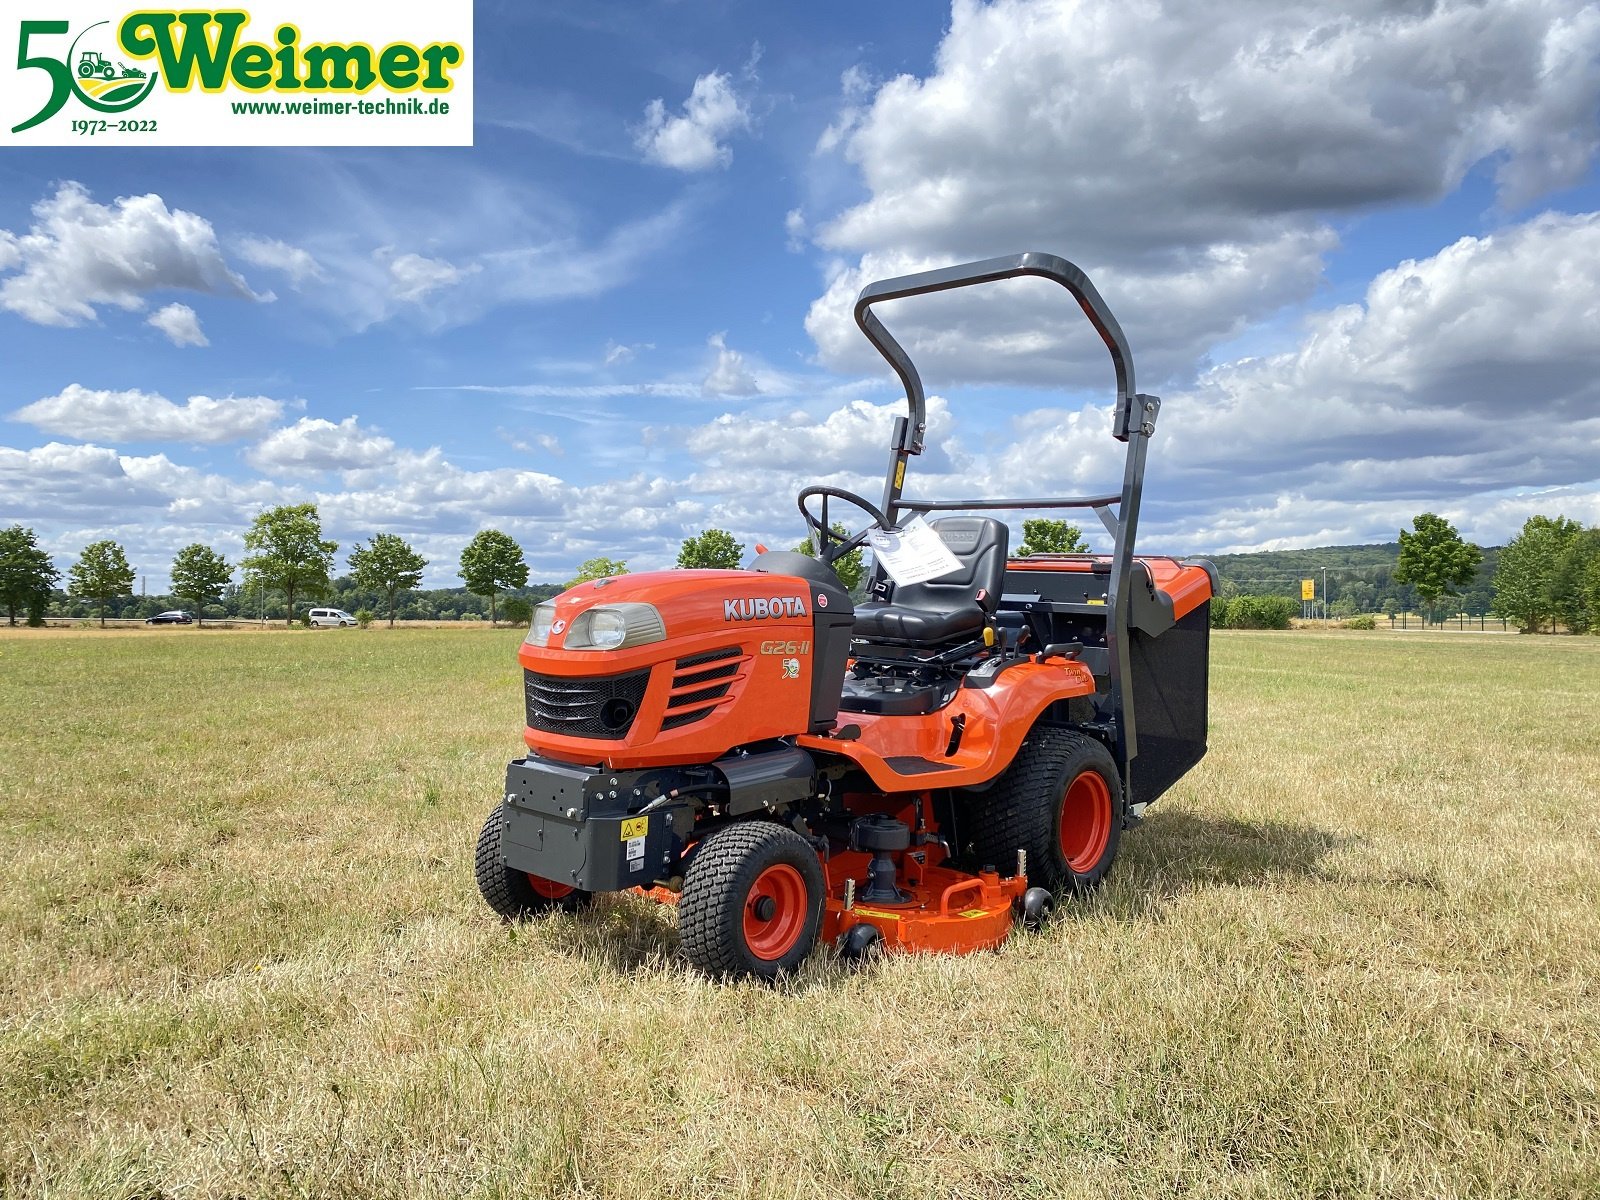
[[1551, 527, 1600, 634], [348, 532, 428, 628], [0, 525, 59, 627], [241, 503, 338, 627], [793, 522, 865, 592], [502, 596, 533, 627], [1493, 515, 1583, 634], [170, 544, 231, 627], [460, 529, 528, 625], [566, 556, 629, 590], [1017, 518, 1088, 557], [677, 528, 745, 570], [68, 540, 136, 627], [1393, 513, 1482, 625], [1585, 554, 1600, 636]]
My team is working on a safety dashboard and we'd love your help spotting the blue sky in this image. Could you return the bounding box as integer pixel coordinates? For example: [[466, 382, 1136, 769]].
[[4, 0, 1599, 589]]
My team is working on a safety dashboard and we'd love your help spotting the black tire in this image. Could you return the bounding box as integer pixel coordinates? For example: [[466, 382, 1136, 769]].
[[679, 822, 825, 981], [966, 727, 1123, 894], [473, 804, 590, 919]]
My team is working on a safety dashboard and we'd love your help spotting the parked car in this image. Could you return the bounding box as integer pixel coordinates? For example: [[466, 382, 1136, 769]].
[[309, 607, 358, 627], [145, 610, 194, 624]]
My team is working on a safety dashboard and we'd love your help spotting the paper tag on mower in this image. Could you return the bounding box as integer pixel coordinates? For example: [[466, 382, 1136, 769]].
[[868, 515, 964, 586]]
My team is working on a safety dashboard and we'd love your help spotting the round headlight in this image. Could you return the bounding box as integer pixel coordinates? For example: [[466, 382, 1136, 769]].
[[585, 609, 628, 650], [526, 603, 556, 647]]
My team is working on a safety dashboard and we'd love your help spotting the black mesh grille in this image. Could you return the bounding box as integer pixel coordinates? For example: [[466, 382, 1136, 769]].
[[524, 668, 650, 740], [667, 682, 732, 709], [661, 647, 741, 731], [674, 662, 740, 687], [676, 646, 739, 669], [662, 707, 713, 731]]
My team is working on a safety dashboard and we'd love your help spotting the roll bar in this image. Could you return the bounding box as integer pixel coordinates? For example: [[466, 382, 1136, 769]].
[[852, 251, 1141, 453], [848, 251, 1163, 806]]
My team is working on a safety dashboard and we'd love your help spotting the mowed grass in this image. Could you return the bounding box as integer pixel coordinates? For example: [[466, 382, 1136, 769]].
[[1, 626, 1597, 1199]]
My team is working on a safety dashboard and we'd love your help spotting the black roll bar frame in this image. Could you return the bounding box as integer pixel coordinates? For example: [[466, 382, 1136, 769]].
[[851, 251, 1163, 805]]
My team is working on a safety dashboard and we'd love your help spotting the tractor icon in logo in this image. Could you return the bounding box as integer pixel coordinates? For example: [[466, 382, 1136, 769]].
[[77, 51, 147, 82], [69, 24, 158, 109]]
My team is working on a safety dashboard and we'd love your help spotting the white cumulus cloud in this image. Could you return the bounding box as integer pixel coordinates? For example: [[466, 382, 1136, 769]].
[[805, 0, 1600, 388], [145, 302, 208, 348], [247, 416, 399, 474], [701, 332, 762, 397], [0, 182, 265, 327], [635, 71, 751, 171], [979, 210, 1600, 550], [11, 384, 285, 444]]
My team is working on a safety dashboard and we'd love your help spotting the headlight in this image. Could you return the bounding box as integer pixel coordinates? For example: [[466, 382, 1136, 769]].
[[565, 602, 666, 651], [526, 603, 556, 647]]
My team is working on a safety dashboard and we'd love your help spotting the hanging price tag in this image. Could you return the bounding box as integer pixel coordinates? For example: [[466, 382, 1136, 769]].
[[867, 515, 964, 586]]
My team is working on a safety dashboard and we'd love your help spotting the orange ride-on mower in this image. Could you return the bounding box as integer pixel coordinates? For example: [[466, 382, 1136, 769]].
[[474, 252, 1216, 980]]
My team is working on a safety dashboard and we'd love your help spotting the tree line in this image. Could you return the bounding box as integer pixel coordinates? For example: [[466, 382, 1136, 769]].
[[2, 506, 584, 629], [9, 506, 1592, 635], [1210, 511, 1600, 634], [0, 504, 864, 629]]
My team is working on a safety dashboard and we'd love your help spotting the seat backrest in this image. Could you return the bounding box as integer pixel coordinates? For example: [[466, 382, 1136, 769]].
[[877, 516, 1009, 614]]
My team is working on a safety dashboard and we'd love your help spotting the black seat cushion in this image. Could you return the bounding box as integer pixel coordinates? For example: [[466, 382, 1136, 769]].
[[852, 516, 1009, 646], [851, 602, 984, 643]]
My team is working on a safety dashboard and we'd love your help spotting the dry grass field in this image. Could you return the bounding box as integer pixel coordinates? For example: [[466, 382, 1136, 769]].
[[1, 625, 1596, 1199]]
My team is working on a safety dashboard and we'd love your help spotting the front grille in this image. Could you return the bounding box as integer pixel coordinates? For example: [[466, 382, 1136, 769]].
[[662, 647, 741, 731], [524, 668, 650, 740], [676, 646, 740, 669]]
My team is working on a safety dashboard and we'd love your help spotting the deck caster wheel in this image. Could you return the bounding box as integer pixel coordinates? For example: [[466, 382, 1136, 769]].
[[1017, 886, 1055, 929], [474, 804, 591, 919], [679, 822, 824, 981], [839, 922, 884, 961]]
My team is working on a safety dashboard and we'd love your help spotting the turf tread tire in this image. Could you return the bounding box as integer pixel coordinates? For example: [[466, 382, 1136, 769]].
[[474, 804, 589, 919], [966, 727, 1122, 894], [679, 822, 825, 981]]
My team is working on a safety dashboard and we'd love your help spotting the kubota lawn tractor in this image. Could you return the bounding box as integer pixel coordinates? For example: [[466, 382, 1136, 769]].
[[475, 252, 1215, 980]]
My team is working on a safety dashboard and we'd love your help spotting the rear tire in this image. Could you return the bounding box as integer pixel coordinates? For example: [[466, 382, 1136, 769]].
[[474, 804, 591, 919], [966, 727, 1123, 894], [680, 822, 824, 980]]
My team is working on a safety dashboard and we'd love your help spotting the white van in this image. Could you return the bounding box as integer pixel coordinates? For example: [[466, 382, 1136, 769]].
[[309, 607, 357, 627]]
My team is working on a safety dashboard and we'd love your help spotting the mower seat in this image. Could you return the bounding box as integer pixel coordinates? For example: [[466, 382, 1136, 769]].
[[852, 516, 1009, 646]]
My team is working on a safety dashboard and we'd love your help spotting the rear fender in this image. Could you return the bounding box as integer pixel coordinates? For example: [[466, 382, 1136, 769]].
[[798, 658, 1096, 790]]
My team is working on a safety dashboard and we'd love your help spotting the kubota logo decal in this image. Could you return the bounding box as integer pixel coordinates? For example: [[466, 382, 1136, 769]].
[[723, 596, 807, 621]]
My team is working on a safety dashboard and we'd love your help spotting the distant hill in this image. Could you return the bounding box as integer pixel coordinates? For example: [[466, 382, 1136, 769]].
[[1203, 542, 1500, 615]]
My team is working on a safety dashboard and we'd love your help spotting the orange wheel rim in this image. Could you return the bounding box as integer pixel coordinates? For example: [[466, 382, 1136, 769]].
[[1059, 770, 1113, 873], [526, 873, 575, 900], [742, 864, 808, 960]]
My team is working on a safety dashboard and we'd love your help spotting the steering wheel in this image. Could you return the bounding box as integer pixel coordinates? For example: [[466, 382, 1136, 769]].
[[796, 485, 895, 565]]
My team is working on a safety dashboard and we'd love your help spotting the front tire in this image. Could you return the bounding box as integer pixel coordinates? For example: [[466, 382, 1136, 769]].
[[679, 823, 824, 980], [966, 728, 1123, 894], [474, 804, 590, 919]]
